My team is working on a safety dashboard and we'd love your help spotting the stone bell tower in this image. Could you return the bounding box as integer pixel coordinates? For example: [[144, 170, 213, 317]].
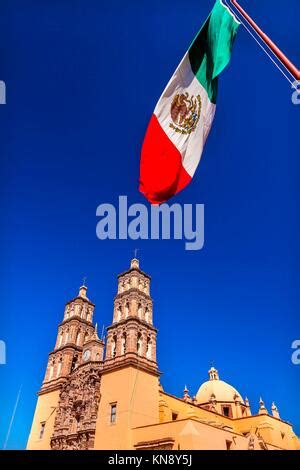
[[94, 258, 160, 450], [104, 257, 157, 373], [41, 284, 96, 392], [27, 284, 100, 450]]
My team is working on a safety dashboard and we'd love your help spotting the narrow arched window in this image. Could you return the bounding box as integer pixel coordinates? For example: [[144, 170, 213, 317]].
[[145, 308, 149, 322], [58, 331, 63, 347], [76, 331, 81, 346], [122, 334, 126, 355], [49, 360, 54, 380], [57, 358, 62, 377], [112, 335, 117, 358], [146, 337, 152, 359], [137, 333, 142, 356], [64, 329, 69, 345], [71, 354, 78, 372], [137, 304, 142, 319], [125, 303, 129, 318], [116, 307, 121, 322]]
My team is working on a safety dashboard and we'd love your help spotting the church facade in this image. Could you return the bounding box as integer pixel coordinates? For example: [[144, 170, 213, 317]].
[[27, 258, 300, 451]]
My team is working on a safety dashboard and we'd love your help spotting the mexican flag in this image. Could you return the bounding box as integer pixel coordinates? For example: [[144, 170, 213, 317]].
[[139, 0, 240, 204]]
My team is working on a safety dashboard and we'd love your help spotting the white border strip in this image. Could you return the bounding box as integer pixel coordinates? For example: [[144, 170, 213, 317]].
[[220, 0, 241, 24]]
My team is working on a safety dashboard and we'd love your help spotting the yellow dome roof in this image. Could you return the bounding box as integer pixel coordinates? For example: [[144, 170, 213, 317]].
[[196, 367, 244, 404]]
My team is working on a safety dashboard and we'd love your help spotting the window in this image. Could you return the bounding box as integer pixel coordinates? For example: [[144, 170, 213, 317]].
[[137, 304, 142, 319], [110, 403, 117, 424], [172, 412, 178, 421], [125, 303, 129, 318], [116, 307, 121, 322], [64, 330, 69, 345], [222, 405, 232, 417], [137, 333, 142, 356], [39, 422, 46, 440], [122, 334, 126, 355], [226, 440, 232, 450], [112, 335, 117, 358], [49, 362, 54, 380], [146, 337, 152, 359], [71, 354, 78, 372], [56, 358, 62, 377], [58, 331, 63, 347]]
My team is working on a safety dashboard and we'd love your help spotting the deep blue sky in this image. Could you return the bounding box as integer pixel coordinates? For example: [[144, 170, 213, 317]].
[[0, 0, 299, 449]]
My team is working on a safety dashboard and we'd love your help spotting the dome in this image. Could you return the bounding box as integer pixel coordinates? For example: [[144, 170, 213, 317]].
[[196, 367, 244, 404]]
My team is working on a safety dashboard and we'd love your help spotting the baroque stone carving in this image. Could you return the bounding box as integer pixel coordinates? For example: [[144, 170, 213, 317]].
[[50, 364, 101, 450]]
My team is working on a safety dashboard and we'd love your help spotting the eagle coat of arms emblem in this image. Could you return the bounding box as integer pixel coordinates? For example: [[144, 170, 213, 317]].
[[169, 92, 202, 134]]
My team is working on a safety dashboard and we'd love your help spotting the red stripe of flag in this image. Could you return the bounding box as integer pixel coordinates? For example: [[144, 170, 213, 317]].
[[139, 115, 192, 204]]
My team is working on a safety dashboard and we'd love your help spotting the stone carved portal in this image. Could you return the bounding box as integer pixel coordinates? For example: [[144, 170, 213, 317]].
[[51, 365, 101, 450]]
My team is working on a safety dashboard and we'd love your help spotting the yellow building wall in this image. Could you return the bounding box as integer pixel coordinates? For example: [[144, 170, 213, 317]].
[[160, 392, 236, 429], [132, 418, 264, 450], [94, 366, 159, 449], [233, 415, 300, 450], [159, 392, 300, 450], [25, 377, 300, 451], [26, 389, 60, 450]]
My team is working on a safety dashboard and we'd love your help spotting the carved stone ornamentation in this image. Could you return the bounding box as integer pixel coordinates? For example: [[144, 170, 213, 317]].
[[50, 364, 101, 450]]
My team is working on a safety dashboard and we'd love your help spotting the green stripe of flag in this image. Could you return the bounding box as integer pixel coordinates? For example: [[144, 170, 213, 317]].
[[188, 0, 239, 104]]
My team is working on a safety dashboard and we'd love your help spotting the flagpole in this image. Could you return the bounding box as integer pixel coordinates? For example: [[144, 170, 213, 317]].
[[230, 0, 299, 80]]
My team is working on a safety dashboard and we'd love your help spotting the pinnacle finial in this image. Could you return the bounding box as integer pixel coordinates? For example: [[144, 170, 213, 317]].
[[208, 366, 219, 381], [78, 282, 88, 298], [91, 323, 100, 341], [101, 325, 105, 340], [258, 397, 268, 415], [271, 401, 280, 418], [259, 397, 264, 407], [130, 254, 140, 269], [183, 385, 190, 400]]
